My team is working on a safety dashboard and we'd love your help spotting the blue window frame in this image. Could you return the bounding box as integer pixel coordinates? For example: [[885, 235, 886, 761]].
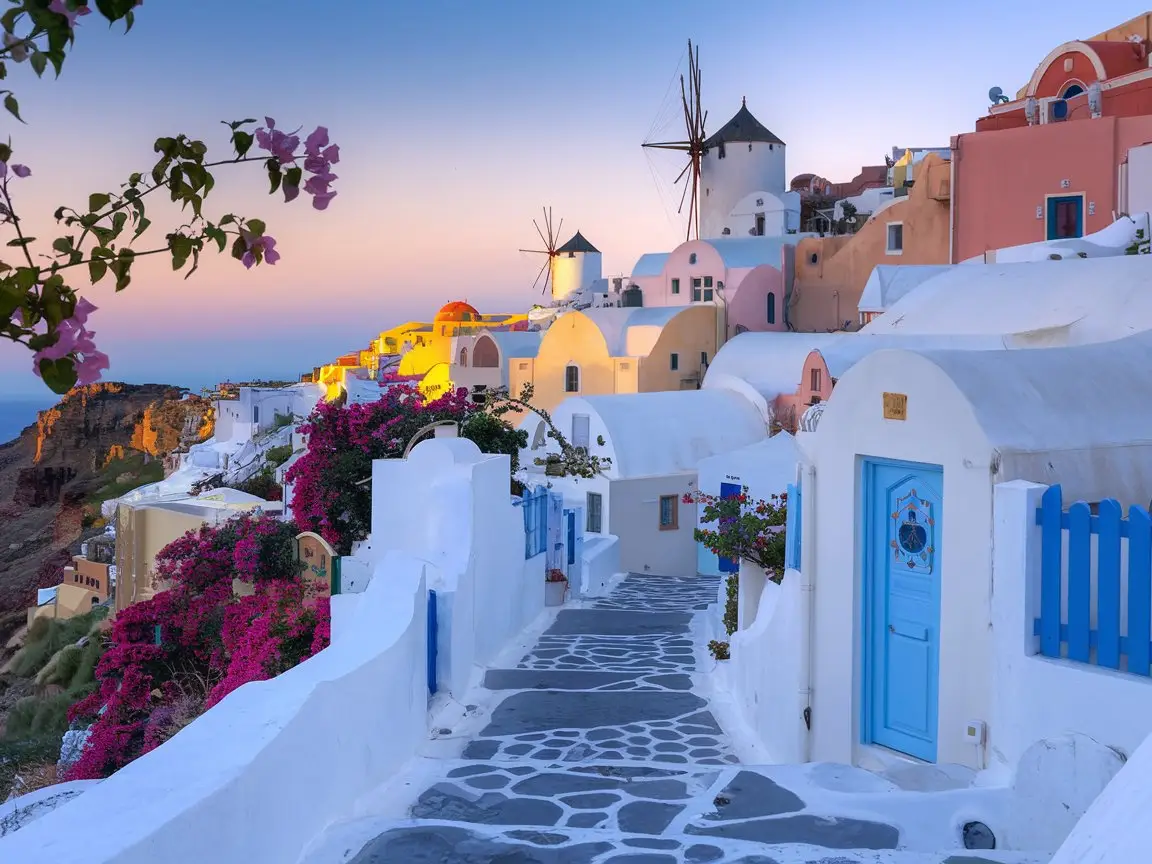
[[1046, 196, 1083, 240]]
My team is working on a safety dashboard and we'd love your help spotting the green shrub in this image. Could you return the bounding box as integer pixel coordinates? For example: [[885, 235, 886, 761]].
[[265, 444, 293, 468], [4, 692, 73, 739], [12, 608, 107, 679]]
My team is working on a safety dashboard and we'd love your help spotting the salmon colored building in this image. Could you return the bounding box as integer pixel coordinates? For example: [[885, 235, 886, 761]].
[[788, 153, 951, 333], [953, 13, 1152, 262]]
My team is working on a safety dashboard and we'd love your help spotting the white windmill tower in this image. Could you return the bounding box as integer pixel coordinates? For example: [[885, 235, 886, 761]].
[[551, 231, 602, 305]]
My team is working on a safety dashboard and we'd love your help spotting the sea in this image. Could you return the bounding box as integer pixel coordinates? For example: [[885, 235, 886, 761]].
[[0, 396, 58, 446]]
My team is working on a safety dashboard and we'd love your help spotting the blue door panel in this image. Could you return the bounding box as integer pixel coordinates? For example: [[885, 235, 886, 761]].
[[864, 460, 942, 763], [718, 482, 742, 573]]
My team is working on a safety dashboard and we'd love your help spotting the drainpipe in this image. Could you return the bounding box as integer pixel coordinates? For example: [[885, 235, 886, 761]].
[[799, 459, 817, 761], [949, 136, 958, 264], [715, 283, 729, 352]]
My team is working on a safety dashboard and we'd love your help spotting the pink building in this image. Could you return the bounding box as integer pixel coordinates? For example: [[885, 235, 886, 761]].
[[629, 236, 793, 338], [954, 13, 1152, 262]]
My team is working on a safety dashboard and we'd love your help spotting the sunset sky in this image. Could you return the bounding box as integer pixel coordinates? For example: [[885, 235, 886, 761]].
[[0, 0, 1143, 396]]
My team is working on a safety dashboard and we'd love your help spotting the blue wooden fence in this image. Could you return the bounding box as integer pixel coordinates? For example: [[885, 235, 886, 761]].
[[518, 487, 549, 560], [427, 589, 438, 695], [785, 482, 802, 571], [1033, 483, 1152, 676]]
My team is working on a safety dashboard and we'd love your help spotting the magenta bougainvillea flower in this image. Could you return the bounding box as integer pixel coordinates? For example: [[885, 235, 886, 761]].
[[240, 231, 280, 269]]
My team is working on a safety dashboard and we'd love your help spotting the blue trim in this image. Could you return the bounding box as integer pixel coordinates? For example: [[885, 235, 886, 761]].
[[860, 456, 943, 762], [427, 589, 438, 695]]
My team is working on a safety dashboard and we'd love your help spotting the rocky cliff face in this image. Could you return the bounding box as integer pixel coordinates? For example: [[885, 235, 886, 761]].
[[0, 384, 214, 633]]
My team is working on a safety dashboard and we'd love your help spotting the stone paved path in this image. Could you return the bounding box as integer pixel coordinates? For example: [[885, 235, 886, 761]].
[[312, 575, 1049, 864]]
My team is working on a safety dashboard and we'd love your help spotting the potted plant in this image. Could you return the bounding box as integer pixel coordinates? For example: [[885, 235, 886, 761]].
[[545, 568, 568, 606]]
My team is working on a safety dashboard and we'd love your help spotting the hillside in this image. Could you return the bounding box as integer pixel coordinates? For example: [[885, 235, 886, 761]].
[[0, 384, 213, 645]]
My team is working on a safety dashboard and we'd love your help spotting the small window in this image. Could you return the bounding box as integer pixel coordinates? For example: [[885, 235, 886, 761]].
[[518, 362, 529, 371], [767, 292, 776, 324], [564, 365, 580, 393], [809, 252, 818, 265], [572, 414, 590, 448], [703, 288, 714, 301], [671, 277, 680, 295], [692, 277, 702, 289], [810, 367, 822, 391], [700, 352, 708, 365], [886, 222, 904, 254], [458, 347, 468, 366], [659, 495, 679, 530], [703, 276, 713, 288], [692, 288, 702, 301], [567, 251, 575, 258], [587, 492, 603, 533], [689, 253, 697, 265], [252, 405, 260, 424], [718, 142, 726, 159], [670, 353, 679, 371]]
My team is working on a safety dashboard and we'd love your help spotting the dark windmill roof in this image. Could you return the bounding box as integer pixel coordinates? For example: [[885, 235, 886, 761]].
[[556, 231, 600, 254], [702, 99, 784, 148]]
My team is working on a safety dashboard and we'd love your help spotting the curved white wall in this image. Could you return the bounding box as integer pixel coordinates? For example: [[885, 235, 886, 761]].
[[552, 252, 603, 304], [701, 141, 787, 239]]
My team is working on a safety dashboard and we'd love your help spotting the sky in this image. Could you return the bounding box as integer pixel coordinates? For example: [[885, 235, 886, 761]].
[[0, 0, 1147, 396]]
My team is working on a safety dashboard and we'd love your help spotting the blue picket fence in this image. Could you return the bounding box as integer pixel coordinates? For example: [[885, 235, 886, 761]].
[[517, 487, 549, 560], [1033, 483, 1152, 676], [785, 482, 802, 571]]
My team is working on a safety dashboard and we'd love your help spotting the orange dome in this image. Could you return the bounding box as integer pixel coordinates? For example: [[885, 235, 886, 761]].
[[434, 301, 480, 322]]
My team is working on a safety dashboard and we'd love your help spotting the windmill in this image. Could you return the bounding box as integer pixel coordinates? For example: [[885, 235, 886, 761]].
[[642, 40, 706, 242], [519, 206, 564, 295]]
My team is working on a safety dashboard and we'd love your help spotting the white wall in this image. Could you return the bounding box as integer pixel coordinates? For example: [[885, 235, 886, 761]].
[[802, 352, 997, 770], [991, 481, 1152, 773], [1127, 142, 1152, 219], [578, 534, 620, 597], [0, 554, 429, 864], [728, 569, 807, 762], [371, 438, 543, 697], [609, 474, 698, 578], [701, 140, 787, 239], [1048, 730, 1152, 863], [552, 251, 603, 304], [724, 190, 800, 237]]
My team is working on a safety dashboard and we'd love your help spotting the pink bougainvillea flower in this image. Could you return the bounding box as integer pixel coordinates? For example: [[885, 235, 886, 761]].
[[31, 297, 107, 385], [11, 163, 30, 177], [3, 33, 27, 63], [240, 231, 279, 269], [254, 117, 300, 165], [47, 0, 91, 28]]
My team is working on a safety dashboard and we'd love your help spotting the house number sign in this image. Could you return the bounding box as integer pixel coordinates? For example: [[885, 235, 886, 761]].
[[882, 392, 908, 421]]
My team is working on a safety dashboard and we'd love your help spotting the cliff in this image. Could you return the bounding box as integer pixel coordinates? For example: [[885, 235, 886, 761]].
[[0, 384, 214, 636]]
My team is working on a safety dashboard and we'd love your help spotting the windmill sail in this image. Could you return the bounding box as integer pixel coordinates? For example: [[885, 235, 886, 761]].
[[519, 206, 564, 296]]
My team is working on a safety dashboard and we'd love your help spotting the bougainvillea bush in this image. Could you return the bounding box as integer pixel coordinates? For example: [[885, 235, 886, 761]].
[[685, 488, 788, 579], [0, 0, 340, 392], [286, 381, 527, 554], [64, 513, 330, 780]]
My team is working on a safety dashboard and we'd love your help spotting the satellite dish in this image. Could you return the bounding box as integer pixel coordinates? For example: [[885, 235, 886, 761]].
[[988, 86, 1008, 105]]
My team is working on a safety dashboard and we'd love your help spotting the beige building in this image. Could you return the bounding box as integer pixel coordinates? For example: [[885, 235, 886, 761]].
[[114, 489, 281, 615], [450, 330, 544, 401], [509, 306, 720, 415], [26, 537, 116, 625]]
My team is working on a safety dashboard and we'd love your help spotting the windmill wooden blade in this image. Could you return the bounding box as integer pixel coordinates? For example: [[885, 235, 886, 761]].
[[531, 258, 549, 294], [533, 218, 550, 250]]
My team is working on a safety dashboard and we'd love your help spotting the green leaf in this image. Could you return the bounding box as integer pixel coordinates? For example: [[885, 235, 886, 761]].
[[246, 219, 266, 237], [52, 236, 73, 254], [231, 235, 247, 261], [111, 211, 127, 235], [268, 164, 282, 194], [233, 131, 254, 158], [203, 225, 227, 253], [153, 136, 177, 157], [0, 7, 21, 33], [0, 61, 7, 81], [88, 192, 111, 212], [5, 237, 35, 247], [132, 216, 151, 240], [39, 357, 78, 394], [0, 144, 11, 164], [13, 267, 38, 291], [29, 52, 46, 77], [4, 93, 21, 123], [185, 247, 201, 280], [0, 279, 22, 320], [88, 259, 107, 283], [284, 166, 303, 190]]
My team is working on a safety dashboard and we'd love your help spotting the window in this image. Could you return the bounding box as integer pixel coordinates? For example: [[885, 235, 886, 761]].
[[458, 347, 468, 366], [671, 277, 680, 295], [755, 213, 766, 236], [659, 495, 679, 530], [767, 292, 776, 324], [586, 492, 603, 533], [718, 142, 726, 159], [703, 276, 713, 288], [810, 367, 822, 391], [252, 405, 260, 424], [886, 222, 904, 254], [700, 351, 708, 365], [689, 253, 697, 265], [670, 353, 679, 371], [703, 289, 714, 301], [564, 364, 580, 393], [572, 413, 590, 448], [692, 277, 702, 301]]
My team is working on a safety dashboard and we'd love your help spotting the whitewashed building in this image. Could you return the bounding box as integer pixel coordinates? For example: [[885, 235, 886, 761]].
[[520, 389, 766, 578]]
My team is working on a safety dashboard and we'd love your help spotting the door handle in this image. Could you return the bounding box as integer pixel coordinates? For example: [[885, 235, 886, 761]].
[[888, 624, 895, 633]]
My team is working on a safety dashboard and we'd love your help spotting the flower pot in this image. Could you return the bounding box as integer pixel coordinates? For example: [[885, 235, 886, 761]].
[[545, 579, 568, 606]]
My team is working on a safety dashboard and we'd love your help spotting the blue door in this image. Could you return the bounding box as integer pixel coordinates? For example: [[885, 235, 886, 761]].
[[1046, 195, 1083, 240], [718, 482, 742, 573], [864, 459, 942, 762], [566, 511, 576, 566]]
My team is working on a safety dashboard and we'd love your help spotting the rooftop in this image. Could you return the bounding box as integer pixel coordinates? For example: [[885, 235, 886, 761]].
[[703, 100, 784, 148]]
